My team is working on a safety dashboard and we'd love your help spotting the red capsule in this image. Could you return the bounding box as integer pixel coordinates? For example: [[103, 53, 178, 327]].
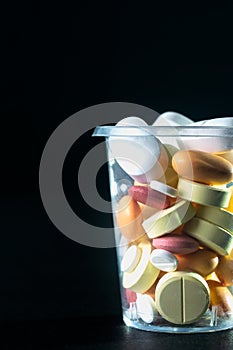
[[128, 185, 170, 209]]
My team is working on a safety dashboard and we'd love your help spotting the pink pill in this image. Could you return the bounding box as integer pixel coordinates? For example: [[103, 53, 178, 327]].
[[152, 234, 199, 255], [125, 288, 137, 303], [128, 186, 170, 209]]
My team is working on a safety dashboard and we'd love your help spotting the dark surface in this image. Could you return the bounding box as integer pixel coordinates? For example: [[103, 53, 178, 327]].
[[2, 2, 233, 349]]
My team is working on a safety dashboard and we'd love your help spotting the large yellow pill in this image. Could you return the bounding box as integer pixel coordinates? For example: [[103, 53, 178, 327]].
[[215, 255, 233, 286], [116, 195, 145, 241], [172, 150, 233, 185], [155, 271, 210, 324]]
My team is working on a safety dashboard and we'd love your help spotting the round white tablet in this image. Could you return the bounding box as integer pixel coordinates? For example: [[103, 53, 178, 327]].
[[121, 245, 142, 273], [136, 294, 157, 323]]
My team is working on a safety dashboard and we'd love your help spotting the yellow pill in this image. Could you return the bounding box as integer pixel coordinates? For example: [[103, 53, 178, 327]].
[[155, 271, 210, 324], [215, 255, 233, 286], [123, 240, 160, 293], [172, 150, 233, 185], [176, 249, 219, 277], [116, 195, 145, 241]]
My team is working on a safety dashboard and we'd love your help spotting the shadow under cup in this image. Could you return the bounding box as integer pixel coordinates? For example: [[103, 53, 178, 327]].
[[93, 125, 233, 333]]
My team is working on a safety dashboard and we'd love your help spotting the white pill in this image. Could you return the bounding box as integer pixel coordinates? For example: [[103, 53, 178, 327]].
[[178, 117, 233, 152], [121, 245, 141, 273], [152, 111, 194, 148], [109, 117, 168, 182], [150, 249, 178, 272], [136, 294, 157, 323], [153, 111, 194, 127], [150, 180, 177, 198]]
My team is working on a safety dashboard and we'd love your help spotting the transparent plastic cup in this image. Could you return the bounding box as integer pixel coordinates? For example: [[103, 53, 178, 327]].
[[93, 125, 233, 333]]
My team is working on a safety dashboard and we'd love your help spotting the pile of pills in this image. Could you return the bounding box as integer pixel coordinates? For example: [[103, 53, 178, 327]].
[[109, 112, 233, 326]]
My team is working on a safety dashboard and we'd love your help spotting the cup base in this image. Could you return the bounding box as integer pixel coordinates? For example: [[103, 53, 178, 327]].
[[123, 308, 233, 334]]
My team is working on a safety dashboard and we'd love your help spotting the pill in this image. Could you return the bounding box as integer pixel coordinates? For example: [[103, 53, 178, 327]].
[[152, 234, 199, 255], [158, 166, 179, 188], [214, 149, 233, 165], [150, 249, 178, 272], [152, 112, 194, 148], [155, 271, 210, 324], [153, 111, 194, 127], [121, 245, 142, 272], [150, 180, 177, 198], [123, 240, 160, 293], [226, 186, 233, 213], [128, 185, 170, 209], [125, 288, 137, 303], [177, 178, 231, 208], [116, 195, 145, 241], [183, 217, 233, 256], [176, 249, 219, 277], [142, 282, 157, 300], [207, 280, 233, 317], [138, 203, 160, 220], [196, 205, 233, 234], [142, 200, 196, 239], [215, 255, 233, 286], [172, 150, 233, 185], [109, 117, 168, 183], [178, 117, 233, 152], [136, 294, 158, 323]]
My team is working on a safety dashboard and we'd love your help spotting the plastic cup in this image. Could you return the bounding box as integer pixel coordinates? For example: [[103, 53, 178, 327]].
[[93, 125, 233, 333]]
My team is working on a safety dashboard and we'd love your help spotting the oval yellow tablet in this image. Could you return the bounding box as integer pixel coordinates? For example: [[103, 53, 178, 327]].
[[172, 150, 233, 185], [155, 271, 210, 324]]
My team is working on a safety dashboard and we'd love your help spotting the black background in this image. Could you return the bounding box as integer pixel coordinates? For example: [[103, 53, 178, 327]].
[[2, 2, 233, 349]]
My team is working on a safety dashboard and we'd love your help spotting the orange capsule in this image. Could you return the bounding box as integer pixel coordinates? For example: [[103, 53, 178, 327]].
[[207, 280, 233, 317], [116, 195, 145, 241], [215, 255, 233, 286], [172, 150, 233, 185], [176, 249, 219, 277]]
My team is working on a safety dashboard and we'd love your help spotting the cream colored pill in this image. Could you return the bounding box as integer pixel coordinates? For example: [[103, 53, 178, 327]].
[[150, 180, 177, 198], [183, 217, 233, 256], [196, 205, 233, 234], [177, 178, 231, 208], [155, 272, 210, 324], [150, 249, 178, 272], [142, 200, 196, 239], [121, 245, 142, 272], [172, 150, 233, 185], [123, 240, 160, 293], [136, 294, 158, 323]]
